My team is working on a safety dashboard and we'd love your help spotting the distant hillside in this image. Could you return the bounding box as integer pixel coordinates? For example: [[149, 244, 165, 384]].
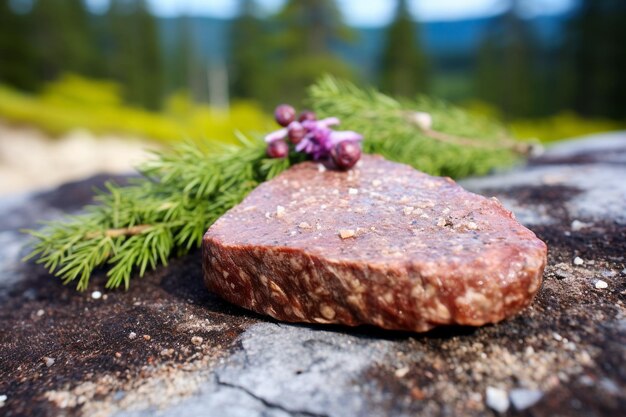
[[158, 13, 569, 82]]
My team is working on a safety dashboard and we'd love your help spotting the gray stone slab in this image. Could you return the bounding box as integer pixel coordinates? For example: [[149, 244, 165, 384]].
[[0, 134, 624, 417]]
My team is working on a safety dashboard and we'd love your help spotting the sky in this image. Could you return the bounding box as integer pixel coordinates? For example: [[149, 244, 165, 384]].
[[85, 0, 576, 25]]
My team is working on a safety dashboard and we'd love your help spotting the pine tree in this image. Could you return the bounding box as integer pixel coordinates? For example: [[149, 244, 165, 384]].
[[0, 0, 38, 90], [29, 0, 98, 82], [267, 0, 355, 106], [229, 0, 268, 100], [229, 0, 265, 98], [473, 0, 537, 119], [163, 14, 195, 95], [379, 0, 429, 97], [108, 0, 163, 110], [561, 0, 626, 119]]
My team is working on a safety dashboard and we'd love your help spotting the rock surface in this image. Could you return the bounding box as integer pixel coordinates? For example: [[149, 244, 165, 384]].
[[203, 155, 547, 332], [0, 133, 625, 417]]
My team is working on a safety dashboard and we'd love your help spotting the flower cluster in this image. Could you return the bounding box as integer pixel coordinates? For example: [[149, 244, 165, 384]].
[[265, 104, 363, 170]]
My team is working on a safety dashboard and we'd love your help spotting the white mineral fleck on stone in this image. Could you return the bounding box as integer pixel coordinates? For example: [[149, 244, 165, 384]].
[[394, 366, 410, 378], [573, 256, 584, 266], [599, 378, 620, 395], [402, 206, 414, 216], [160, 348, 174, 357], [372, 179, 382, 187], [437, 217, 446, 227], [541, 173, 565, 185], [339, 229, 355, 239], [553, 332, 563, 341], [128, 331, 137, 340], [44, 357, 55, 367], [0, 394, 6, 407], [571, 219, 590, 231], [348, 188, 358, 195], [467, 221, 478, 230], [298, 222, 312, 229], [36, 309, 44, 317], [91, 291, 102, 300], [579, 375, 594, 386], [317, 164, 326, 172], [276, 205, 285, 218], [595, 280, 608, 289], [510, 388, 543, 410], [486, 386, 509, 413]]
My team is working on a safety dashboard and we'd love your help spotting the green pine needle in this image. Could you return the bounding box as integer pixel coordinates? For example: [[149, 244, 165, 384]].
[[24, 78, 524, 290], [23, 137, 293, 291]]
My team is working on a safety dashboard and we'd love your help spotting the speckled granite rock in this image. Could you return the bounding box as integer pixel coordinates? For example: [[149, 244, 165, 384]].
[[0, 133, 624, 417], [203, 155, 547, 332]]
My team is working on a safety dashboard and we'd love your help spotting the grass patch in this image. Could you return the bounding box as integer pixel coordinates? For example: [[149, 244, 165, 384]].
[[0, 74, 273, 144]]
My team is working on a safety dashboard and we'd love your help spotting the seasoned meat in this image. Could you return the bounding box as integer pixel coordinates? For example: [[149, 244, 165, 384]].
[[203, 155, 547, 332]]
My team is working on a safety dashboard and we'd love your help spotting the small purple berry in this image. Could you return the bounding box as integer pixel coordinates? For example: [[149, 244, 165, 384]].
[[298, 110, 316, 123], [267, 140, 289, 158], [331, 141, 361, 170], [287, 121, 305, 144], [274, 104, 296, 127]]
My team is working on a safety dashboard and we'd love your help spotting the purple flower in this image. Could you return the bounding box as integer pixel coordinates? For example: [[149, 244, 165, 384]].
[[316, 117, 340, 128], [296, 127, 332, 160], [329, 130, 363, 145], [264, 128, 287, 143], [265, 107, 363, 166], [294, 126, 362, 160]]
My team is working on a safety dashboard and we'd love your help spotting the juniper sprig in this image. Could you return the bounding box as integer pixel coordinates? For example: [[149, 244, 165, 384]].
[[24, 136, 293, 290]]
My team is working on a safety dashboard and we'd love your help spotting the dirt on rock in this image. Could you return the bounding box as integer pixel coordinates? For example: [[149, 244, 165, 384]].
[[0, 134, 625, 417]]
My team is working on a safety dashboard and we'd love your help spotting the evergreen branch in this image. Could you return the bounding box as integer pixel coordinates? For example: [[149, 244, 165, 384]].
[[23, 138, 293, 291], [309, 75, 525, 178]]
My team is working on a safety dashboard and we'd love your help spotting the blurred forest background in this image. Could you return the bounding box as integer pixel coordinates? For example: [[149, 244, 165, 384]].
[[1, 0, 625, 146]]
